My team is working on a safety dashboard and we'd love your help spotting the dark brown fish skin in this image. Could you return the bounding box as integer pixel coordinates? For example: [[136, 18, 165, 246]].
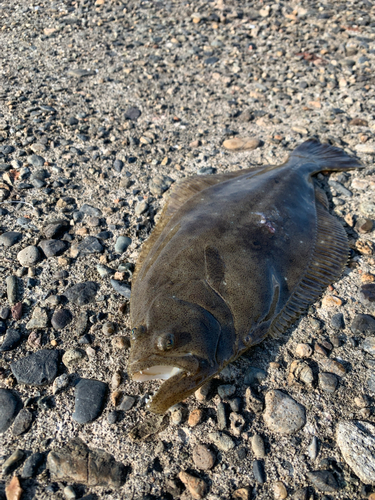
[[129, 140, 362, 414]]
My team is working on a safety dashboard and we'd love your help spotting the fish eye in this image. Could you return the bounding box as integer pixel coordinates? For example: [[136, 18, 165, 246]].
[[131, 325, 146, 340], [157, 333, 175, 351]]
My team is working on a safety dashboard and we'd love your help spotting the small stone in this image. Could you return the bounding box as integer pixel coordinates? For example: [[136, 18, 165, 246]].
[[64, 282, 99, 306], [319, 359, 346, 377], [232, 487, 251, 500], [195, 380, 213, 402], [361, 273, 375, 284], [47, 438, 126, 488], [11, 349, 60, 386], [319, 372, 338, 393], [111, 371, 121, 390], [102, 322, 115, 336], [107, 411, 119, 425], [53, 373, 70, 395], [113, 159, 124, 172], [192, 444, 215, 470], [363, 337, 375, 356], [351, 314, 375, 334], [17, 245, 40, 267], [2, 449, 25, 475], [0, 329, 23, 352], [331, 313, 345, 330], [179, 471, 208, 500], [39, 239, 67, 258], [135, 200, 148, 216], [149, 175, 174, 196], [188, 409, 203, 427], [0, 306, 10, 320], [0, 389, 22, 433], [0, 231, 22, 247], [21, 452, 45, 478], [125, 107, 141, 121], [357, 218, 373, 234], [251, 433, 266, 458], [12, 408, 33, 436], [360, 284, 375, 310], [218, 384, 236, 399], [308, 436, 319, 460], [115, 236, 132, 253], [27, 154, 45, 166], [321, 295, 342, 308], [96, 264, 115, 278], [263, 390, 305, 434], [295, 343, 313, 358], [222, 137, 261, 151], [273, 481, 288, 500], [62, 348, 85, 368], [217, 402, 227, 430], [208, 431, 235, 452], [5, 475, 23, 500], [112, 336, 130, 349], [245, 387, 264, 414], [26, 307, 48, 330], [51, 309, 72, 330], [361, 202, 375, 217], [292, 488, 309, 500], [73, 236, 104, 256], [306, 471, 339, 492], [11, 302, 22, 321], [72, 379, 108, 423], [6, 276, 18, 305], [355, 143, 375, 155], [119, 395, 135, 412], [171, 408, 183, 425], [244, 366, 267, 387], [110, 279, 131, 299], [253, 459, 265, 483], [230, 412, 245, 437]]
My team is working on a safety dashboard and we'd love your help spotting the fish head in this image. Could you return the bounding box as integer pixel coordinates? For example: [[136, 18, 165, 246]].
[[129, 294, 223, 414]]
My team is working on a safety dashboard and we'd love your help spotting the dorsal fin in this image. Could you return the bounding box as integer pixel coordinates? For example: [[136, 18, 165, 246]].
[[133, 169, 261, 282], [268, 190, 349, 338]]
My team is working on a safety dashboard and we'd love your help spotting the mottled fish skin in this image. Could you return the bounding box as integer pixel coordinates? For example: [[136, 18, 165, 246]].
[[129, 140, 362, 414]]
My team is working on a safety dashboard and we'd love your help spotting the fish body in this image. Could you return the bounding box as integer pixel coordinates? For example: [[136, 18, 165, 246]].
[[129, 140, 362, 414]]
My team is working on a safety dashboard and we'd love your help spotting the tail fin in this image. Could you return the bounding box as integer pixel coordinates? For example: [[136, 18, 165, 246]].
[[290, 139, 363, 172]]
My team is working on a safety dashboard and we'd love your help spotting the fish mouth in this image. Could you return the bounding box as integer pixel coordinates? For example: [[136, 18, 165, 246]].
[[132, 365, 184, 382]]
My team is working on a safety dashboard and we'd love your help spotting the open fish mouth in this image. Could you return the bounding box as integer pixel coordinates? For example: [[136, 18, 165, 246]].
[[132, 365, 183, 382]]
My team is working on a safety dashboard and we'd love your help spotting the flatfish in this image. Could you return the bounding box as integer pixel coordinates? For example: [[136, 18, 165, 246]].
[[129, 139, 362, 414]]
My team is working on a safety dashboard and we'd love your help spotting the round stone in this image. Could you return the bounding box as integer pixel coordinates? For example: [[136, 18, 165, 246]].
[[263, 390, 306, 434], [51, 309, 73, 330], [192, 444, 215, 470], [17, 245, 41, 266], [115, 236, 132, 254]]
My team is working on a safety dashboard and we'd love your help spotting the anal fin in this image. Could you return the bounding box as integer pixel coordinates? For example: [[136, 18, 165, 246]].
[[268, 193, 349, 338]]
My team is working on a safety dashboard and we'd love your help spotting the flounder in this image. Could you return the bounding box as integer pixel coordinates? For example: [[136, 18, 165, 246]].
[[129, 139, 362, 414]]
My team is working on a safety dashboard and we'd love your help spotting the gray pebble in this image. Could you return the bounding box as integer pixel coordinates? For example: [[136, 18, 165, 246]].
[[208, 431, 235, 452], [11, 349, 60, 386], [26, 307, 49, 330], [351, 314, 375, 335], [113, 159, 123, 172], [72, 378, 108, 423], [359, 284, 375, 310], [75, 236, 104, 255], [328, 180, 352, 197], [107, 410, 119, 424], [253, 459, 265, 483], [135, 200, 148, 216], [12, 408, 33, 436], [0, 328, 23, 352], [51, 309, 73, 330], [21, 452, 45, 478], [17, 245, 41, 266], [6, 275, 18, 304], [306, 470, 338, 492], [64, 282, 99, 306], [110, 279, 131, 299], [0, 389, 22, 433], [192, 444, 216, 470], [244, 366, 267, 387], [39, 239, 68, 258], [263, 390, 305, 434], [2, 449, 25, 475], [115, 236, 132, 254], [119, 395, 136, 412], [0, 307, 10, 320], [308, 436, 319, 460], [96, 264, 115, 278], [52, 373, 70, 395], [80, 203, 102, 217], [319, 372, 338, 393], [27, 154, 45, 167], [217, 384, 236, 399], [217, 402, 227, 430], [331, 313, 345, 330], [0, 231, 22, 247], [251, 434, 266, 458]]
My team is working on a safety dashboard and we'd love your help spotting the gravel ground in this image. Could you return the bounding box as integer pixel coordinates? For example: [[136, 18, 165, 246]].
[[1, 0, 375, 499]]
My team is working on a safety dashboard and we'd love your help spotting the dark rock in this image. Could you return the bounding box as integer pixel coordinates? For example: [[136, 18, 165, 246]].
[[64, 282, 99, 306], [39, 239, 68, 257], [27, 154, 45, 167], [0, 231, 22, 247], [11, 349, 60, 386], [0, 145, 15, 154], [21, 452, 45, 478], [306, 470, 339, 492], [96, 230, 112, 240], [0, 389, 23, 433], [351, 314, 375, 335], [110, 279, 131, 299], [47, 438, 127, 488], [72, 378, 108, 423], [0, 328, 23, 351], [43, 219, 69, 239], [319, 372, 338, 393], [113, 159, 124, 172], [12, 408, 33, 435], [0, 306, 10, 320], [292, 488, 309, 500], [115, 236, 132, 254], [76, 236, 104, 255], [76, 310, 89, 335], [11, 302, 23, 320], [125, 107, 141, 121], [205, 56, 220, 65], [217, 402, 227, 430], [51, 309, 73, 330], [359, 284, 375, 310], [244, 366, 267, 387], [80, 203, 102, 217], [107, 410, 119, 424], [253, 459, 265, 483], [331, 313, 345, 330]]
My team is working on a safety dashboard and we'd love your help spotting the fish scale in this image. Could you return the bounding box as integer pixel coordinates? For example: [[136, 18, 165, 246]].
[[129, 139, 363, 414]]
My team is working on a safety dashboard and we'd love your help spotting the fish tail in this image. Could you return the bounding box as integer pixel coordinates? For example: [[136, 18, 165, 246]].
[[290, 138, 363, 172]]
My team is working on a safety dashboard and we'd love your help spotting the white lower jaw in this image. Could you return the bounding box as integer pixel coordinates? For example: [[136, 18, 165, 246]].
[[132, 365, 183, 382]]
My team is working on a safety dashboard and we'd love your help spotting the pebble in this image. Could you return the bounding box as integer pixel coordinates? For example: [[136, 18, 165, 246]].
[[263, 390, 306, 434], [331, 313, 345, 330], [273, 481, 288, 500], [351, 314, 375, 334], [208, 431, 235, 452], [114, 236, 132, 253], [47, 438, 126, 488], [21, 452, 45, 478], [188, 408, 203, 427], [102, 322, 115, 335], [0, 328, 23, 352], [244, 366, 267, 387], [125, 107, 141, 121], [251, 433, 266, 458], [355, 144, 375, 155], [135, 200, 148, 216], [292, 488, 309, 500], [27, 154, 45, 166], [321, 295, 342, 308], [192, 444, 215, 470], [295, 343, 313, 358], [363, 337, 375, 356], [253, 459, 265, 483], [222, 137, 261, 151], [319, 372, 338, 393], [73, 236, 104, 256], [5, 476, 22, 500], [336, 420, 375, 485], [319, 359, 346, 377], [12, 408, 33, 436], [0, 231, 22, 247], [72, 378, 108, 423], [64, 281, 99, 305], [230, 412, 245, 437], [11, 349, 60, 386], [217, 384, 236, 399], [52, 373, 70, 395], [245, 387, 264, 414], [119, 395, 135, 412], [2, 449, 25, 475], [232, 488, 251, 500], [217, 402, 227, 429], [51, 309, 73, 330], [0, 389, 22, 433], [39, 239, 67, 257], [113, 159, 123, 172], [11, 302, 22, 321], [6, 276, 18, 304], [356, 218, 373, 234], [195, 380, 213, 402], [96, 264, 115, 278], [360, 202, 375, 217], [17, 245, 40, 267], [170, 408, 183, 425], [308, 436, 319, 460], [149, 175, 174, 196], [62, 348, 85, 368], [110, 279, 131, 299], [307, 470, 339, 492], [26, 307, 48, 330], [0, 306, 10, 320], [107, 410, 119, 425], [178, 471, 208, 500]]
